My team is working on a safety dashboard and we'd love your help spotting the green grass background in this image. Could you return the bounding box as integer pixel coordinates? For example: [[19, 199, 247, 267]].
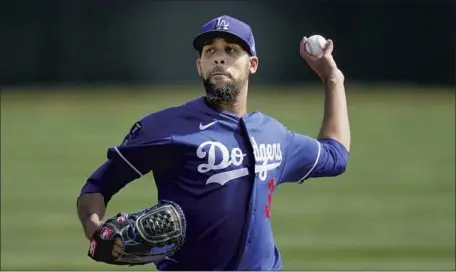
[[1, 84, 455, 270]]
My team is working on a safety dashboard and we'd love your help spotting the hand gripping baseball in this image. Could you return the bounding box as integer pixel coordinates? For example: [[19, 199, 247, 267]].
[[299, 36, 344, 82]]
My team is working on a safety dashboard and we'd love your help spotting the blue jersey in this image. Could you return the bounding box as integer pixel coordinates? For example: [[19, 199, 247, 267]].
[[80, 96, 349, 270]]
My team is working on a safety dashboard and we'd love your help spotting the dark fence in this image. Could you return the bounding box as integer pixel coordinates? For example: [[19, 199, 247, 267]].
[[2, 0, 454, 86]]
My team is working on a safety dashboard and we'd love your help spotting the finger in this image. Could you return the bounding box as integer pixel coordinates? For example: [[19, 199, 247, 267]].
[[113, 242, 123, 253], [299, 36, 307, 56], [300, 36, 307, 47], [112, 238, 124, 258], [323, 39, 334, 56], [112, 247, 123, 258], [114, 237, 123, 247], [114, 237, 124, 250], [112, 248, 122, 258]]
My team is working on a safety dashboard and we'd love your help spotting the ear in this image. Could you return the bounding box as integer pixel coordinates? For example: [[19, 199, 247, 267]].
[[248, 56, 259, 74], [196, 58, 202, 77]]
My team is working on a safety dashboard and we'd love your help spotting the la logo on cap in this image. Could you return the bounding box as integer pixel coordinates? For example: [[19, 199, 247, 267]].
[[215, 17, 229, 31]]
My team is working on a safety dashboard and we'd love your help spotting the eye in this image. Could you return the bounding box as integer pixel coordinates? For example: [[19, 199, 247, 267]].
[[205, 48, 215, 54], [225, 46, 236, 53]]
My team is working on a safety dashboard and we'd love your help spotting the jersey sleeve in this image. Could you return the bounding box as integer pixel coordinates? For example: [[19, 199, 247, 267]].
[[279, 130, 349, 184], [106, 116, 173, 177], [79, 114, 174, 205]]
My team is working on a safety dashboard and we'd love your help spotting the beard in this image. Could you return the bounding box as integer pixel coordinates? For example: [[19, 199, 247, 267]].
[[202, 71, 246, 104]]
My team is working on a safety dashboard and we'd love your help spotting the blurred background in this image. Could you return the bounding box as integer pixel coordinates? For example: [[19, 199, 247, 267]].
[[1, 0, 455, 270]]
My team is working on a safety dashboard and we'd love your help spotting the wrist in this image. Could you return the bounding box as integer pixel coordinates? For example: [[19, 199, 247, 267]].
[[324, 77, 344, 87], [83, 216, 102, 239], [323, 70, 345, 85]]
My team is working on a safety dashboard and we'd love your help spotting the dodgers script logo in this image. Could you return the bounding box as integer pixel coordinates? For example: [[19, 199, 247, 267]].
[[196, 137, 282, 185]]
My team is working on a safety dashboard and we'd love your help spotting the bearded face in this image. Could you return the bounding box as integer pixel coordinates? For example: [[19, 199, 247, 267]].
[[196, 38, 258, 104]]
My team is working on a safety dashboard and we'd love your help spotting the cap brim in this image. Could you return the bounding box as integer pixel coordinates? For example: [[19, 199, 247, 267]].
[[192, 31, 251, 55]]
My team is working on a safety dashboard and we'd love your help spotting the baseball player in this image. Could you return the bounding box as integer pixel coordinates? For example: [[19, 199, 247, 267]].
[[77, 15, 350, 270]]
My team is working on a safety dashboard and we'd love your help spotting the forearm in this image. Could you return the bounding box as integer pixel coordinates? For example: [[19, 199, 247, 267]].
[[76, 159, 138, 239], [77, 193, 106, 239], [318, 76, 350, 152]]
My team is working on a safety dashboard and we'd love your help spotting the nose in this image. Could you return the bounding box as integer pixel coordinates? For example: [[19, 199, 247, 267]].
[[213, 57, 226, 65]]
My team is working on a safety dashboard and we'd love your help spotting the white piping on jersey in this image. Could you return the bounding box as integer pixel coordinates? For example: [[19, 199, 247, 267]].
[[114, 146, 143, 177], [298, 141, 321, 183]]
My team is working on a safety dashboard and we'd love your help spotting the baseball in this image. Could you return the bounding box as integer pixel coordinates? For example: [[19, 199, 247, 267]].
[[304, 35, 327, 57]]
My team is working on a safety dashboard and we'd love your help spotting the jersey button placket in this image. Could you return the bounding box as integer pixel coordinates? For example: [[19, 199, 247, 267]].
[[238, 117, 255, 268]]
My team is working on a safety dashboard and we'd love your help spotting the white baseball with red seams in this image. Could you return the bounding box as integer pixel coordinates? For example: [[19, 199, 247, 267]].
[[304, 35, 327, 57]]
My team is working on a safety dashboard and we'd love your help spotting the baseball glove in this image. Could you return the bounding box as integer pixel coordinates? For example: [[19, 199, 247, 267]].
[[87, 200, 186, 266]]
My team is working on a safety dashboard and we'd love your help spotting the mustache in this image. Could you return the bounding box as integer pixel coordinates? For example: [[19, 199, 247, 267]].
[[209, 66, 232, 78]]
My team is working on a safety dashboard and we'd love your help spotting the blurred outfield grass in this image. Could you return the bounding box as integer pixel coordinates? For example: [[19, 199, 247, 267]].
[[1, 84, 455, 270]]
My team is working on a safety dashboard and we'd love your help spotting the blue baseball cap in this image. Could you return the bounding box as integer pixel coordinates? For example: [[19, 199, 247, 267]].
[[193, 15, 256, 56]]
